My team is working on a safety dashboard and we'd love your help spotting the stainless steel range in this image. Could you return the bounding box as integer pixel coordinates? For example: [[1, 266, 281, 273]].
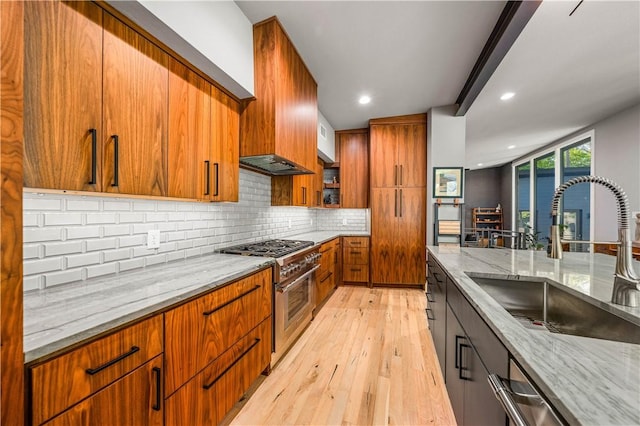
[[221, 239, 321, 365]]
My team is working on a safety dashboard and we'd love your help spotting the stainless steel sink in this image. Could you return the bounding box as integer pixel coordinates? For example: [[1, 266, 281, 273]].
[[468, 276, 640, 345]]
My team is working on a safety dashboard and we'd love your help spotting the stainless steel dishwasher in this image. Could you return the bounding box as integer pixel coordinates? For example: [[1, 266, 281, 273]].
[[488, 358, 565, 426]]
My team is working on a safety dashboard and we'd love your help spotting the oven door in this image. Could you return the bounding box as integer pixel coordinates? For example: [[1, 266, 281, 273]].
[[273, 265, 319, 365]]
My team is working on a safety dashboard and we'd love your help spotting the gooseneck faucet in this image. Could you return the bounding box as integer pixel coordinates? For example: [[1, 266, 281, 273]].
[[548, 175, 640, 307]]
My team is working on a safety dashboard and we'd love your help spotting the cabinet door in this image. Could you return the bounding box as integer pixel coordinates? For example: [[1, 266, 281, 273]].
[[339, 131, 369, 208], [396, 122, 426, 187], [445, 304, 465, 425], [103, 13, 168, 196], [395, 187, 426, 285], [24, 1, 103, 191], [44, 356, 163, 426], [210, 85, 240, 202], [168, 59, 210, 200], [370, 188, 397, 285], [369, 125, 397, 188]]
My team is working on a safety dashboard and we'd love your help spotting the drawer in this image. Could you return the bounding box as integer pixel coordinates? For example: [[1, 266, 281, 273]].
[[343, 264, 369, 282], [165, 319, 271, 426], [343, 246, 369, 265], [164, 268, 272, 395], [31, 316, 163, 425], [343, 236, 369, 248]]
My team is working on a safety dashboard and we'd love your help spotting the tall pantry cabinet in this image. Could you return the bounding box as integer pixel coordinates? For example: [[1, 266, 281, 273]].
[[370, 114, 427, 286]]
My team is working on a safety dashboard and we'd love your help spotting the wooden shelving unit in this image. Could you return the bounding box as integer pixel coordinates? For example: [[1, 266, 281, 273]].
[[472, 207, 503, 247]]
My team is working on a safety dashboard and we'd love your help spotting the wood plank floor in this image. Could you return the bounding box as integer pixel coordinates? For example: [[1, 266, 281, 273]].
[[229, 286, 456, 426]]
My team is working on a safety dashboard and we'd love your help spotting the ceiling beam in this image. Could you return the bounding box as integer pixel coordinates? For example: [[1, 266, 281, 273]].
[[455, 0, 541, 116]]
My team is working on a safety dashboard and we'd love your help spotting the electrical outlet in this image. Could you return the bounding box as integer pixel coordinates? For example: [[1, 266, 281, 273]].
[[288, 219, 292, 229], [342, 218, 348, 226], [147, 230, 160, 249]]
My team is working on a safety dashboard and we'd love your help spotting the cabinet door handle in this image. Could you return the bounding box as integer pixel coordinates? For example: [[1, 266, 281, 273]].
[[399, 189, 403, 217], [426, 307, 434, 321], [400, 165, 403, 185], [213, 162, 219, 196], [459, 343, 471, 381], [454, 335, 464, 369], [88, 129, 97, 185], [203, 338, 261, 390], [394, 165, 398, 186], [85, 346, 139, 375], [204, 160, 210, 196], [111, 135, 119, 187], [334, 251, 338, 264], [394, 189, 398, 217], [152, 367, 161, 411], [202, 285, 260, 316], [320, 271, 333, 283]]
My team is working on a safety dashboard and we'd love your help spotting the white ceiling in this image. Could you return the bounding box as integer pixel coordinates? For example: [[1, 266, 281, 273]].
[[235, 1, 640, 169]]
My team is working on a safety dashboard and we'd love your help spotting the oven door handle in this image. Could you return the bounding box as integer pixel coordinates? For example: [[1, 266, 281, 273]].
[[277, 265, 320, 293], [488, 374, 529, 426]]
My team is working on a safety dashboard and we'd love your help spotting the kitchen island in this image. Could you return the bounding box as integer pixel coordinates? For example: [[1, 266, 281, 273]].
[[428, 246, 640, 426]]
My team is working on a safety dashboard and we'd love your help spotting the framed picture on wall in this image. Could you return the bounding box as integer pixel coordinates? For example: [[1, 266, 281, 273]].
[[433, 167, 464, 198]]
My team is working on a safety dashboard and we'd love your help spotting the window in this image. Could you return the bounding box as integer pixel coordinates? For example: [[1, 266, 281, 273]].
[[513, 133, 593, 250]]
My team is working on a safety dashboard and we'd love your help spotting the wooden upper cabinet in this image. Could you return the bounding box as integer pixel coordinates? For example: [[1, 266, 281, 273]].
[[168, 59, 211, 200], [370, 114, 427, 189], [24, 1, 103, 191], [102, 13, 168, 196], [210, 85, 240, 202], [241, 17, 317, 171], [338, 130, 369, 208]]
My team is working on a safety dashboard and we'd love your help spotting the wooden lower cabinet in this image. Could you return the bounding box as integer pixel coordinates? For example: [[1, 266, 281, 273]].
[[165, 319, 271, 425], [342, 237, 369, 285], [30, 316, 163, 425], [316, 238, 339, 309], [164, 268, 272, 395], [44, 355, 163, 426]]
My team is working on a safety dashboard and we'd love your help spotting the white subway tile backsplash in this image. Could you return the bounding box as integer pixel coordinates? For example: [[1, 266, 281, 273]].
[[66, 252, 101, 269], [24, 257, 62, 276], [23, 170, 368, 290], [23, 275, 42, 291], [44, 269, 83, 287], [24, 227, 62, 243], [44, 241, 83, 257]]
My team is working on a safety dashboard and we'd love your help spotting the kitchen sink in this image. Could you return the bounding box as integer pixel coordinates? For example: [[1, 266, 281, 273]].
[[468, 275, 640, 345]]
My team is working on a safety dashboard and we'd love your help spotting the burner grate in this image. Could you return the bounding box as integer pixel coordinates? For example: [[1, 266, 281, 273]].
[[221, 239, 315, 258]]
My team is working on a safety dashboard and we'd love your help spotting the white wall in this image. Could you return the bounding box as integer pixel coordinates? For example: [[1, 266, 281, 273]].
[[108, 0, 254, 98], [23, 170, 369, 292], [427, 105, 467, 245], [317, 111, 336, 163]]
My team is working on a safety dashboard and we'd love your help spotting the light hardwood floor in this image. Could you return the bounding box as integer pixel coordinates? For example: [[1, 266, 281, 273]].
[[229, 286, 456, 426]]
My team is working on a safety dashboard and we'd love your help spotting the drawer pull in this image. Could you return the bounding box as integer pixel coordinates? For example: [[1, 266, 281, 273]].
[[426, 289, 435, 303], [152, 367, 161, 411], [350, 268, 361, 272], [203, 338, 261, 390], [350, 241, 363, 246], [85, 346, 140, 375], [202, 285, 261, 316], [426, 307, 434, 321], [320, 272, 333, 283], [350, 250, 363, 255]]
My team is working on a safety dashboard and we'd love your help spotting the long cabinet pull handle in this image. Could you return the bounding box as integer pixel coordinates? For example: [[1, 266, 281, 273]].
[[394, 165, 398, 186], [400, 165, 403, 185], [202, 285, 260, 316], [203, 338, 261, 390], [459, 343, 471, 381], [111, 135, 119, 187], [204, 161, 210, 195], [85, 346, 140, 375], [399, 189, 403, 217], [88, 129, 97, 185], [152, 367, 161, 411], [454, 335, 464, 369], [214, 163, 219, 196], [394, 189, 398, 217]]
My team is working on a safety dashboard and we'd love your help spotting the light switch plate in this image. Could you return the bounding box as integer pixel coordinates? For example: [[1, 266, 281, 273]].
[[147, 230, 160, 249]]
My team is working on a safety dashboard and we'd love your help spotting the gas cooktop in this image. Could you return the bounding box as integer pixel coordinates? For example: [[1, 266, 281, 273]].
[[220, 239, 315, 258]]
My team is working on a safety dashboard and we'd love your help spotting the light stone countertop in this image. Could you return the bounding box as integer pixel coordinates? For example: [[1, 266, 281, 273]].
[[23, 254, 273, 364], [427, 246, 640, 426]]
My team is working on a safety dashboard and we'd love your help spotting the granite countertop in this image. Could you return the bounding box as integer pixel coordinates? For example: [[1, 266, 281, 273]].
[[23, 254, 274, 363], [291, 230, 370, 245], [427, 246, 640, 426]]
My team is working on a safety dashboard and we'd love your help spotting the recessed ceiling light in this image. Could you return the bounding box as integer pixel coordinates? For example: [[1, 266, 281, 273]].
[[500, 92, 515, 101], [477, 163, 484, 167], [358, 95, 371, 105], [507, 144, 516, 149]]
